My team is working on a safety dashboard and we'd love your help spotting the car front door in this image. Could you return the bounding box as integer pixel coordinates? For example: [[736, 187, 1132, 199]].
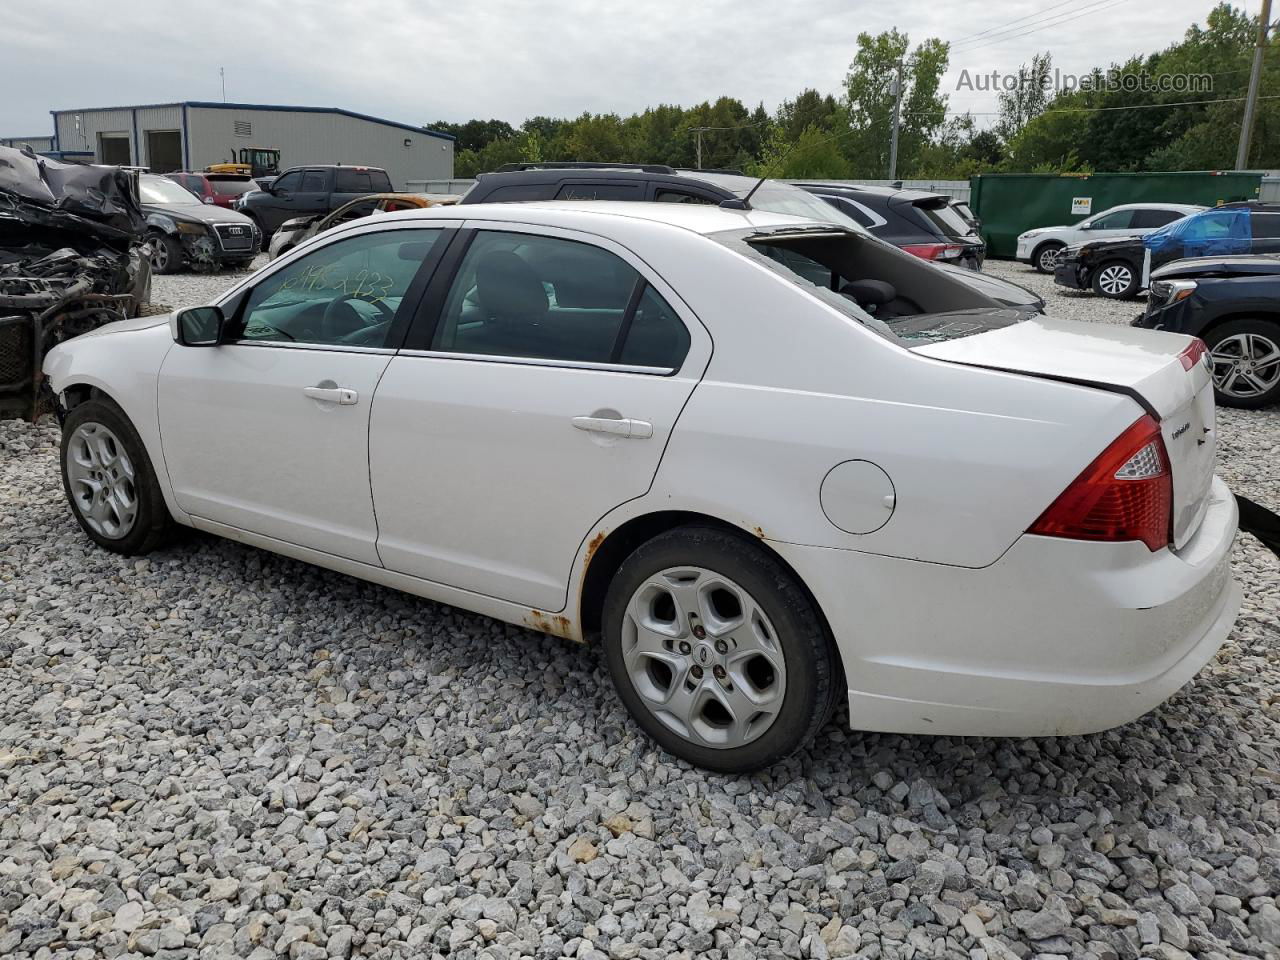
[[256, 169, 303, 232], [368, 223, 712, 611], [158, 221, 455, 563], [295, 168, 332, 217]]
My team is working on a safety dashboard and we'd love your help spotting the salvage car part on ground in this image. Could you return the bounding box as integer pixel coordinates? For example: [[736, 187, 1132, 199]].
[[0, 145, 149, 421]]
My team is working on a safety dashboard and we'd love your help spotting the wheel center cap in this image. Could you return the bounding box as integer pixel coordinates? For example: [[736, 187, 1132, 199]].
[[694, 643, 715, 666]]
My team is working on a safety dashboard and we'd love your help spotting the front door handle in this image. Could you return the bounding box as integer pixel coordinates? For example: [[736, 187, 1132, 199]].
[[303, 385, 358, 405], [572, 416, 653, 439]]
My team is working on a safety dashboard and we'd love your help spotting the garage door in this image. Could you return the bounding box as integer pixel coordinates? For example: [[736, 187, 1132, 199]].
[[146, 130, 182, 173], [98, 134, 130, 165]]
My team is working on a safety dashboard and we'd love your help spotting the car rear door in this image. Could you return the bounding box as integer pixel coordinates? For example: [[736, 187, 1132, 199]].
[[367, 222, 712, 612]]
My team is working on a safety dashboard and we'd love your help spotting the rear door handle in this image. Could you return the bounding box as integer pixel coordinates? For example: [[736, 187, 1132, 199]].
[[572, 416, 653, 439], [303, 385, 358, 405]]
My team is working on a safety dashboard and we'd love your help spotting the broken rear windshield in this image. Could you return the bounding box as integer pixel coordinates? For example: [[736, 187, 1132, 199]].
[[715, 227, 1019, 345]]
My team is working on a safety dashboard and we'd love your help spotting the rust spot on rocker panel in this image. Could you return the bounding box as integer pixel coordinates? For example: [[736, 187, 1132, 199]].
[[527, 609, 574, 640]]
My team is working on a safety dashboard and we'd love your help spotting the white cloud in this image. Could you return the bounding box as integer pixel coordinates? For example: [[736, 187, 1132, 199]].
[[0, 0, 1218, 137]]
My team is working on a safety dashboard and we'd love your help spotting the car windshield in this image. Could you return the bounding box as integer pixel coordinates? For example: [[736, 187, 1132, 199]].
[[208, 177, 259, 196], [714, 227, 1016, 346], [746, 182, 874, 236], [140, 175, 201, 206]]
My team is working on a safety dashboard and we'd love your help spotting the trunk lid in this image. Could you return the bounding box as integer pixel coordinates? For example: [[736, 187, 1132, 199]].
[[915, 316, 1217, 549]]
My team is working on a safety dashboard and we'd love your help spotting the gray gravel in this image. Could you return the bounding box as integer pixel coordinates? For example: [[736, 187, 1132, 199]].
[[0, 258, 1277, 960]]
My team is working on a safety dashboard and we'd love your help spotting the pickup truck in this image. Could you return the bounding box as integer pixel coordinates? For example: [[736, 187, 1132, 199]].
[[234, 165, 393, 236]]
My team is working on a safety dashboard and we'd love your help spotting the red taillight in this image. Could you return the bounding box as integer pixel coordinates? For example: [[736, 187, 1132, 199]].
[[1178, 337, 1208, 371], [901, 243, 964, 261], [1029, 415, 1172, 552]]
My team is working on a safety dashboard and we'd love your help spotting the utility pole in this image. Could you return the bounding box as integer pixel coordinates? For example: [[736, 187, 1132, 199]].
[[1236, 0, 1272, 170], [888, 61, 904, 179], [220, 67, 226, 102]]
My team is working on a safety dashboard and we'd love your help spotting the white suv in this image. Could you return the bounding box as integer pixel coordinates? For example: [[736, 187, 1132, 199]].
[[1017, 203, 1204, 273]]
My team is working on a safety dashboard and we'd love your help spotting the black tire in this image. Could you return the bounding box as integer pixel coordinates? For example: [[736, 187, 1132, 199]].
[[60, 397, 174, 555], [1032, 242, 1065, 274], [147, 231, 183, 275], [602, 526, 839, 773], [1203, 317, 1280, 409], [1091, 259, 1139, 299]]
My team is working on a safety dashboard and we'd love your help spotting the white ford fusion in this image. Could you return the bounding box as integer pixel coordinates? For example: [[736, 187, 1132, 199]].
[[44, 201, 1241, 772]]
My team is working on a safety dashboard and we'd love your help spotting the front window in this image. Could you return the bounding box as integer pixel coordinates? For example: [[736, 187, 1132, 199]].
[[235, 229, 443, 348], [140, 175, 202, 206], [1085, 210, 1135, 230]]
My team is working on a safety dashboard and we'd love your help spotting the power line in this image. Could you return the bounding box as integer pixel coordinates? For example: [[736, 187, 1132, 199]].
[[951, 0, 1134, 52], [902, 92, 1280, 119], [950, 0, 1073, 44]]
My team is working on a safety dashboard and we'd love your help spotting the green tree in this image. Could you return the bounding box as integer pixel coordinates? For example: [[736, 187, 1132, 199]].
[[843, 29, 952, 177], [996, 52, 1054, 141]]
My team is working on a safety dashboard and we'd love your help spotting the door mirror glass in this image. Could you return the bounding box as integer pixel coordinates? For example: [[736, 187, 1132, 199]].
[[175, 306, 227, 346]]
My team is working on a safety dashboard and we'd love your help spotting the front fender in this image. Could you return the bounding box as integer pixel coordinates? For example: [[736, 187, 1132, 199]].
[[43, 321, 191, 525]]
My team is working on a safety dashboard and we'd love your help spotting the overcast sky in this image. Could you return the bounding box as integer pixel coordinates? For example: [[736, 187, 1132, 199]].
[[1, 0, 1232, 138]]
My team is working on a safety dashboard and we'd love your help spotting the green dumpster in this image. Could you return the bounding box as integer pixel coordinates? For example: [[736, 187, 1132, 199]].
[[970, 171, 1263, 258]]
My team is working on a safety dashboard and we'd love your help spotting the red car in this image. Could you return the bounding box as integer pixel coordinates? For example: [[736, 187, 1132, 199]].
[[167, 172, 260, 209]]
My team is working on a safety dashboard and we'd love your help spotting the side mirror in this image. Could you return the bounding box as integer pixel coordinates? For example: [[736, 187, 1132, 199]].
[[203, 196, 215, 205], [174, 305, 229, 346]]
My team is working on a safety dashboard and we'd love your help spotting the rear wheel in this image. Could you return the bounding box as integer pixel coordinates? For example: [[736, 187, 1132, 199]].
[[1033, 242, 1065, 273], [60, 398, 174, 554], [1092, 260, 1138, 298], [1205, 318, 1280, 408], [602, 526, 839, 773]]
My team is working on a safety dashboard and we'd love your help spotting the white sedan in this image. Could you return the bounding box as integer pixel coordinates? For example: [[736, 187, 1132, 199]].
[[44, 201, 1241, 772]]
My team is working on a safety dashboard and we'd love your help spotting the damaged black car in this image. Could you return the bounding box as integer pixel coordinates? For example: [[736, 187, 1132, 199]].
[[139, 174, 261, 274], [0, 145, 150, 420]]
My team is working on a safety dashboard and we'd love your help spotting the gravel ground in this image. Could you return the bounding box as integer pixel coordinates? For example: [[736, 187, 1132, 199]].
[[0, 257, 1277, 960]]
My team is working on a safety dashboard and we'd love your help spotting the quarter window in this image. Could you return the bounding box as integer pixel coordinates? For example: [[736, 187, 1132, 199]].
[[236, 229, 443, 348], [431, 230, 689, 369], [554, 182, 644, 201]]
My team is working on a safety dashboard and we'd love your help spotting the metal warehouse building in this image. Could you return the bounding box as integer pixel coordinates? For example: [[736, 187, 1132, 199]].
[[46, 101, 454, 188]]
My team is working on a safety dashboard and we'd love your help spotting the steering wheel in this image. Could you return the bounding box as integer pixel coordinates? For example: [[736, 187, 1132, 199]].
[[320, 293, 394, 340]]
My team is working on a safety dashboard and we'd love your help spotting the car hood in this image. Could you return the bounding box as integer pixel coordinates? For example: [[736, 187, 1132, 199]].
[[934, 262, 1043, 311], [74, 312, 171, 340], [1021, 224, 1069, 236], [1151, 253, 1280, 280], [143, 202, 256, 226]]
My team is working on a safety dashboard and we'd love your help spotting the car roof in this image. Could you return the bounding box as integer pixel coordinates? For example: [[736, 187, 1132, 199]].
[[359, 199, 825, 236], [800, 182, 945, 203], [1099, 202, 1205, 212]]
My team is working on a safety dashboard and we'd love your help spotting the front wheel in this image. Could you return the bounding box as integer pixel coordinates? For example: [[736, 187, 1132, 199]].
[[1091, 260, 1139, 298], [147, 232, 183, 275], [60, 397, 174, 554], [1033, 242, 1065, 273], [602, 526, 840, 773], [1205, 318, 1280, 408]]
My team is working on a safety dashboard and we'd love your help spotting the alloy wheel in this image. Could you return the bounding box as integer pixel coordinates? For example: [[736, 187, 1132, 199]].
[[148, 237, 169, 272], [1097, 264, 1132, 296], [1210, 332, 1280, 400], [64, 422, 138, 539], [620, 566, 787, 749], [1037, 246, 1062, 272]]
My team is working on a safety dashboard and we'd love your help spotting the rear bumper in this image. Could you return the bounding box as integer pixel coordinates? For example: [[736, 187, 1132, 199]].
[[773, 477, 1240, 737]]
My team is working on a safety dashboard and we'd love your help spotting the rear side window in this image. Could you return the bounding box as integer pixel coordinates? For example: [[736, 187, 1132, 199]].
[[554, 182, 644, 201], [335, 169, 389, 192], [655, 189, 715, 205], [299, 171, 327, 192], [1251, 213, 1280, 239], [1132, 208, 1183, 228], [431, 230, 688, 369], [479, 183, 556, 202], [829, 196, 880, 229]]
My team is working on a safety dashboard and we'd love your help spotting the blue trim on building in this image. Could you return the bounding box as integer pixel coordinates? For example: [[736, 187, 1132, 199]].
[[50, 110, 58, 152], [50, 101, 455, 143], [182, 103, 190, 170], [131, 108, 139, 165]]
